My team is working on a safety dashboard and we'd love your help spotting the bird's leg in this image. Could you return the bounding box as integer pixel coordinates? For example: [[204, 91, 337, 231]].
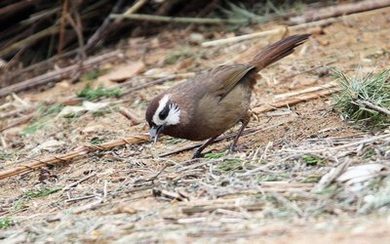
[[229, 113, 250, 153], [192, 136, 218, 159]]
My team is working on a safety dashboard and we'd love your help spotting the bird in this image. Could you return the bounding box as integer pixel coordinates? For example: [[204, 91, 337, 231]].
[[145, 34, 310, 158]]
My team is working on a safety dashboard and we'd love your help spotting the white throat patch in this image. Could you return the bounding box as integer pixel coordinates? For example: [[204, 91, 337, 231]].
[[152, 94, 181, 126]]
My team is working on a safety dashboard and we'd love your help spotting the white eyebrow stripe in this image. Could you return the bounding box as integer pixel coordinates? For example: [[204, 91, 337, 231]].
[[152, 94, 181, 126], [152, 94, 170, 125]]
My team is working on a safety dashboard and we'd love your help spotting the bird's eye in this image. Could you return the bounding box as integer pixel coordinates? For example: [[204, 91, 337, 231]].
[[159, 104, 170, 120]]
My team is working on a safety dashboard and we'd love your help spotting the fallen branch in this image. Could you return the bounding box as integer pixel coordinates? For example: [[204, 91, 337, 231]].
[[201, 7, 390, 47], [289, 0, 390, 25], [0, 133, 149, 180], [0, 26, 59, 57], [110, 13, 248, 25], [253, 87, 340, 114], [85, 0, 129, 52], [0, 50, 123, 98], [274, 81, 338, 100], [202, 28, 287, 47]]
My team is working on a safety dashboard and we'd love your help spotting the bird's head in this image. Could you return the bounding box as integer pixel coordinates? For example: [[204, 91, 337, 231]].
[[145, 94, 181, 143]]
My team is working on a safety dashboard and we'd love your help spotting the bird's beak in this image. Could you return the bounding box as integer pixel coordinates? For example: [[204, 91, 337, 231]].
[[149, 125, 164, 144]]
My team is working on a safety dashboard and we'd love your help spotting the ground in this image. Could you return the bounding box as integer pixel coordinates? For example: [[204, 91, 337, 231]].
[[1, 6, 390, 243]]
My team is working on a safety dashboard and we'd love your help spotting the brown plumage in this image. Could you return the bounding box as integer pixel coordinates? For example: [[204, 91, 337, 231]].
[[145, 34, 310, 158]]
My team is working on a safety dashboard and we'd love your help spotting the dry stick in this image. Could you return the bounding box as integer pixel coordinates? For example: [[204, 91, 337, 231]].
[[289, 0, 390, 24], [0, 113, 35, 132], [0, 50, 122, 98], [110, 13, 248, 25], [253, 87, 340, 114], [202, 28, 287, 47], [0, 134, 149, 180], [85, 0, 128, 52], [3, 49, 79, 83], [118, 107, 142, 125], [357, 100, 390, 116], [62, 172, 97, 191], [201, 7, 390, 47], [0, 26, 59, 57], [287, 133, 390, 154], [58, 0, 69, 54], [274, 81, 338, 100], [118, 75, 176, 97], [123, 0, 148, 16], [0, 0, 42, 19]]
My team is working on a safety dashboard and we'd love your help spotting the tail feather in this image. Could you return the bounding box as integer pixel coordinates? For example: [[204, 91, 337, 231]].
[[249, 34, 310, 70]]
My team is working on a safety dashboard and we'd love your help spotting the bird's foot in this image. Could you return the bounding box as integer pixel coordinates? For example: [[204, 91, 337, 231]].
[[192, 149, 203, 159]]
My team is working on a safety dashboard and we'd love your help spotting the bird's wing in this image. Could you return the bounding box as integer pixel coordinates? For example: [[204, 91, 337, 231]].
[[208, 64, 255, 100]]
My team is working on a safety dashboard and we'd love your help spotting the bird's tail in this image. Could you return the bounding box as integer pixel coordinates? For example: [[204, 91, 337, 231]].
[[248, 34, 310, 70]]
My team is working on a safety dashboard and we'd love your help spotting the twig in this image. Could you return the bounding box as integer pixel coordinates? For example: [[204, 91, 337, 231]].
[[58, 0, 69, 54], [253, 87, 340, 114], [0, 50, 122, 98], [0, 113, 35, 132], [85, 0, 128, 52], [118, 107, 142, 125], [0, 0, 42, 20], [65, 195, 96, 203], [287, 133, 390, 154], [65, 3, 86, 60], [181, 199, 264, 215], [147, 164, 169, 182], [0, 26, 59, 57], [202, 28, 287, 47], [269, 192, 304, 217], [0, 134, 149, 180], [153, 188, 189, 201], [274, 81, 338, 100], [289, 0, 390, 24], [103, 180, 108, 200], [62, 172, 97, 191], [201, 7, 390, 47], [357, 100, 390, 116], [119, 75, 176, 97], [312, 160, 351, 192], [123, 0, 148, 16], [110, 13, 248, 25]]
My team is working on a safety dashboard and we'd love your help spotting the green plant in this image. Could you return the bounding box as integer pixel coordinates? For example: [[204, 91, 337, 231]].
[[77, 86, 122, 101], [302, 154, 325, 166], [21, 103, 64, 136], [216, 158, 242, 172], [334, 69, 390, 127], [164, 47, 193, 65], [90, 137, 104, 145], [24, 187, 61, 198], [0, 218, 13, 229], [204, 152, 225, 159], [80, 69, 106, 81]]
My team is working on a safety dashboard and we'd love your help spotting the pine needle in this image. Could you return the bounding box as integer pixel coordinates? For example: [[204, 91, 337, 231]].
[[333, 68, 390, 127]]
